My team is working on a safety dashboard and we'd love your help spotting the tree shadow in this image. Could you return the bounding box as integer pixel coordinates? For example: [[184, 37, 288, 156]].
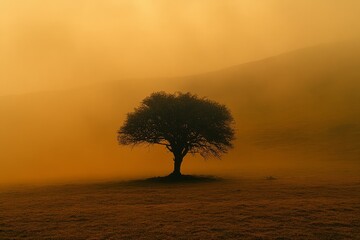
[[125, 175, 223, 186]]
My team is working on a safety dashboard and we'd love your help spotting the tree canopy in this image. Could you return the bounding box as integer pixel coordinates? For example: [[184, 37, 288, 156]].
[[118, 92, 235, 176]]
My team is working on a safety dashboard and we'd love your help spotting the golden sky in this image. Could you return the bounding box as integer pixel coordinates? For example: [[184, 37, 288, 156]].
[[1, 0, 360, 95]]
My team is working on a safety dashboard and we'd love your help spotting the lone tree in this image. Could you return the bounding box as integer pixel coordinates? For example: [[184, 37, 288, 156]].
[[118, 92, 235, 177]]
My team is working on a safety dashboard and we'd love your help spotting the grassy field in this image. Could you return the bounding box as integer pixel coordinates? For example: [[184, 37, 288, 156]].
[[1, 176, 359, 240]]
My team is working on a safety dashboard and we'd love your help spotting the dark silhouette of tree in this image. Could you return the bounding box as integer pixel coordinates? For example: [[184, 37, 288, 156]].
[[118, 92, 235, 177]]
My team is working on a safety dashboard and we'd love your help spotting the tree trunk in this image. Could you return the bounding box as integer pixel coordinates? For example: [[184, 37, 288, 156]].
[[170, 154, 183, 177]]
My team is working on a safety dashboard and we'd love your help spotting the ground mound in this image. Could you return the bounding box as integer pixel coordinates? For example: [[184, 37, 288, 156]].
[[128, 175, 222, 185]]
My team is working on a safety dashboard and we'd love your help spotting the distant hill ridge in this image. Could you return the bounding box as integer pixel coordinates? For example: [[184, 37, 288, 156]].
[[1, 41, 360, 184]]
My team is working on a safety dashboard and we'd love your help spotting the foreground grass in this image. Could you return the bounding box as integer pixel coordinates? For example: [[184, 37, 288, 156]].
[[0, 177, 359, 240]]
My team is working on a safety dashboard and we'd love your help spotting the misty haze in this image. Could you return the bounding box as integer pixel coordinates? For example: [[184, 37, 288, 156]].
[[1, 1, 360, 239]]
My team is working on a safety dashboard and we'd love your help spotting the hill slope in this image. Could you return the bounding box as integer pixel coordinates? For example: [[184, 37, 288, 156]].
[[1, 42, 360, 184]]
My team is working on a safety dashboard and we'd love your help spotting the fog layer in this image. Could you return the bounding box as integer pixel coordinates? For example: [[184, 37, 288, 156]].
[[1, 1, 360, 185]]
